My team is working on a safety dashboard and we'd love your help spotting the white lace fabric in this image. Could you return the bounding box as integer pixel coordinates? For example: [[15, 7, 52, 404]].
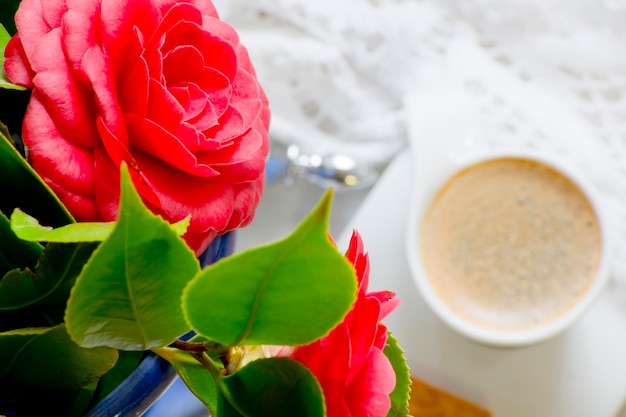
[[218, 0, 626, 284]]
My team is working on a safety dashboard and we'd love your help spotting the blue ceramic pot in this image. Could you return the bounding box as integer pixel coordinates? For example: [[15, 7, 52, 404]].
[[1, 232, 236, 417]]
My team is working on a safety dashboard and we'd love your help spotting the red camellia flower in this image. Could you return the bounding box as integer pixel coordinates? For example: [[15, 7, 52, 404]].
[[290, 231, 401, 417], [5, 0, 270, 255]]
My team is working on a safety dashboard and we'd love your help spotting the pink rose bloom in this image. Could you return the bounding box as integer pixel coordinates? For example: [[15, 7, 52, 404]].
[[5, 0, 270, 255], [290, 231, 401, 417]]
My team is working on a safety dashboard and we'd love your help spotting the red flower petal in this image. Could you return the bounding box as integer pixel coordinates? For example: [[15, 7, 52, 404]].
[[187, 0, 219, 17], [46, 177, 99, 221], [368, 291, 401, 321], [118, 30, 150, 116], [93, 146, 160, 222], [163, 45, 205, 85], [29, 29, 100, 147], [161, 20, 204, 57], [204, 104, 243, 144], [222, 178, 264, 230], [373, 323, 388, 352], [81, 45, 129, 146], [198, 125, 267, 182], [181, 228, 218, 257], [293, 325, 352, 417], [126, 113, 219, 177], [40, 0, 67, 29], [201, 15, 254, 74], [132, 152, 236, 232], [100, 0, 160, 76], [146, 78, 186, 132], [172, 84, 219, 131], [200, 31, 238, 82], [345, 231, 371, 298], [345, 297, 381, 385], [23, 92, 95, 199], [4, 35, 35, 87], [198, 67, 232, 120], [95, 116, 133, 169], [345, 348, 396, 417], [13, 0, 54, 60], [169, 83, 217, 128], [151, 2, 203, 51], [61, 0, 101, 74], [144, 34, 165, 81]]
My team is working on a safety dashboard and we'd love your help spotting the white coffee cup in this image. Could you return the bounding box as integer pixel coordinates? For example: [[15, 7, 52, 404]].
[[405, 149, 612, 347]]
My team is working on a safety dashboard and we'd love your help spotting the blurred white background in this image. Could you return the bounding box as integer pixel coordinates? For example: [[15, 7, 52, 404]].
[[191, 1, 626, 416]]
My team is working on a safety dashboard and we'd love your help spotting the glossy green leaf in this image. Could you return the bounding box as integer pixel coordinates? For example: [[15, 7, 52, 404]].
[[10, 209, 191, 243], [170, 215, 191, 236], [11, 208, 114, 242], [71, 381, 100, 417], [0, 21, 11, 42], [217, 391, 246, 417], [0, 124, 72, 226], [90, 350, 143, 406], [219, 357, 325, 417], [0, 324, 118, 395], [0, 268, 36, 310], [0, 211, 42, 276], [65, 165, 199, 350], [0, 242, 97, 313], [154, 347, 219, 415], [0, 23, 26, 90], [183, 190, 357, 346], [384, 332, 411, 417]]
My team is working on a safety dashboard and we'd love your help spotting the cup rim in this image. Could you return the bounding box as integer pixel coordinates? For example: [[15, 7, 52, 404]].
[[406, 148, 612, 347]]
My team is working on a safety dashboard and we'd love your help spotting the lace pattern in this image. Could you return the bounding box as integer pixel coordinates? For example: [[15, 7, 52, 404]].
[[218, 0, 626, 283]]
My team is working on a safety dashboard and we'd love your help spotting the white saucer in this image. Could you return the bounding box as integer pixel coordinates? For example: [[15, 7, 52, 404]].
[[338, 148, 626, 417]]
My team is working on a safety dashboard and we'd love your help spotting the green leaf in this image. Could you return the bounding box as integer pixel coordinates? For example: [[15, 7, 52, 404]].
[[0, 125, 73, 226], [65, 164, 199, 350], [10, 209, 190, 243], [0, 23, 26, 90], [90, 350, 143, 407], [71, 381, 100, 417], [0, 242, 97, 313], [153, 347, 219, 415], [0, 324, 118, 395], [0, 268, 36, 310], [10, 208, 115, 242], [171, 215, 191, 236], [0, 211, 42, 276], [183, 190, 357, 346], [217, 391, 246, 417], [218, 357, 325, 417], [384, 332, 411, 417]]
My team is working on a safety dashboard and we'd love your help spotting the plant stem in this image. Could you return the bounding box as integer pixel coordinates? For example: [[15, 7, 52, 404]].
[[170, 339, 209, 352], [190, 351, 224, 379]]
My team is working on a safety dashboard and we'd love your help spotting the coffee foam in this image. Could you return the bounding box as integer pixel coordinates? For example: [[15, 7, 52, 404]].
[[420, 158, 602, 332]]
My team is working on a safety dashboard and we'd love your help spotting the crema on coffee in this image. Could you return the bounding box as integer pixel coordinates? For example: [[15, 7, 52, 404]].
[[420, 158, 602, 332]]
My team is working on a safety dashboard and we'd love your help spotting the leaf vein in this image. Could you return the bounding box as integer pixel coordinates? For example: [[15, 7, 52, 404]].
[[232, 220, 318, 346], [124, 220, 148, 349]]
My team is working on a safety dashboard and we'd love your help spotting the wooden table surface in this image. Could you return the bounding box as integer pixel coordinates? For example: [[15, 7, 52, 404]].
[[409, 376, 492, 417]]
